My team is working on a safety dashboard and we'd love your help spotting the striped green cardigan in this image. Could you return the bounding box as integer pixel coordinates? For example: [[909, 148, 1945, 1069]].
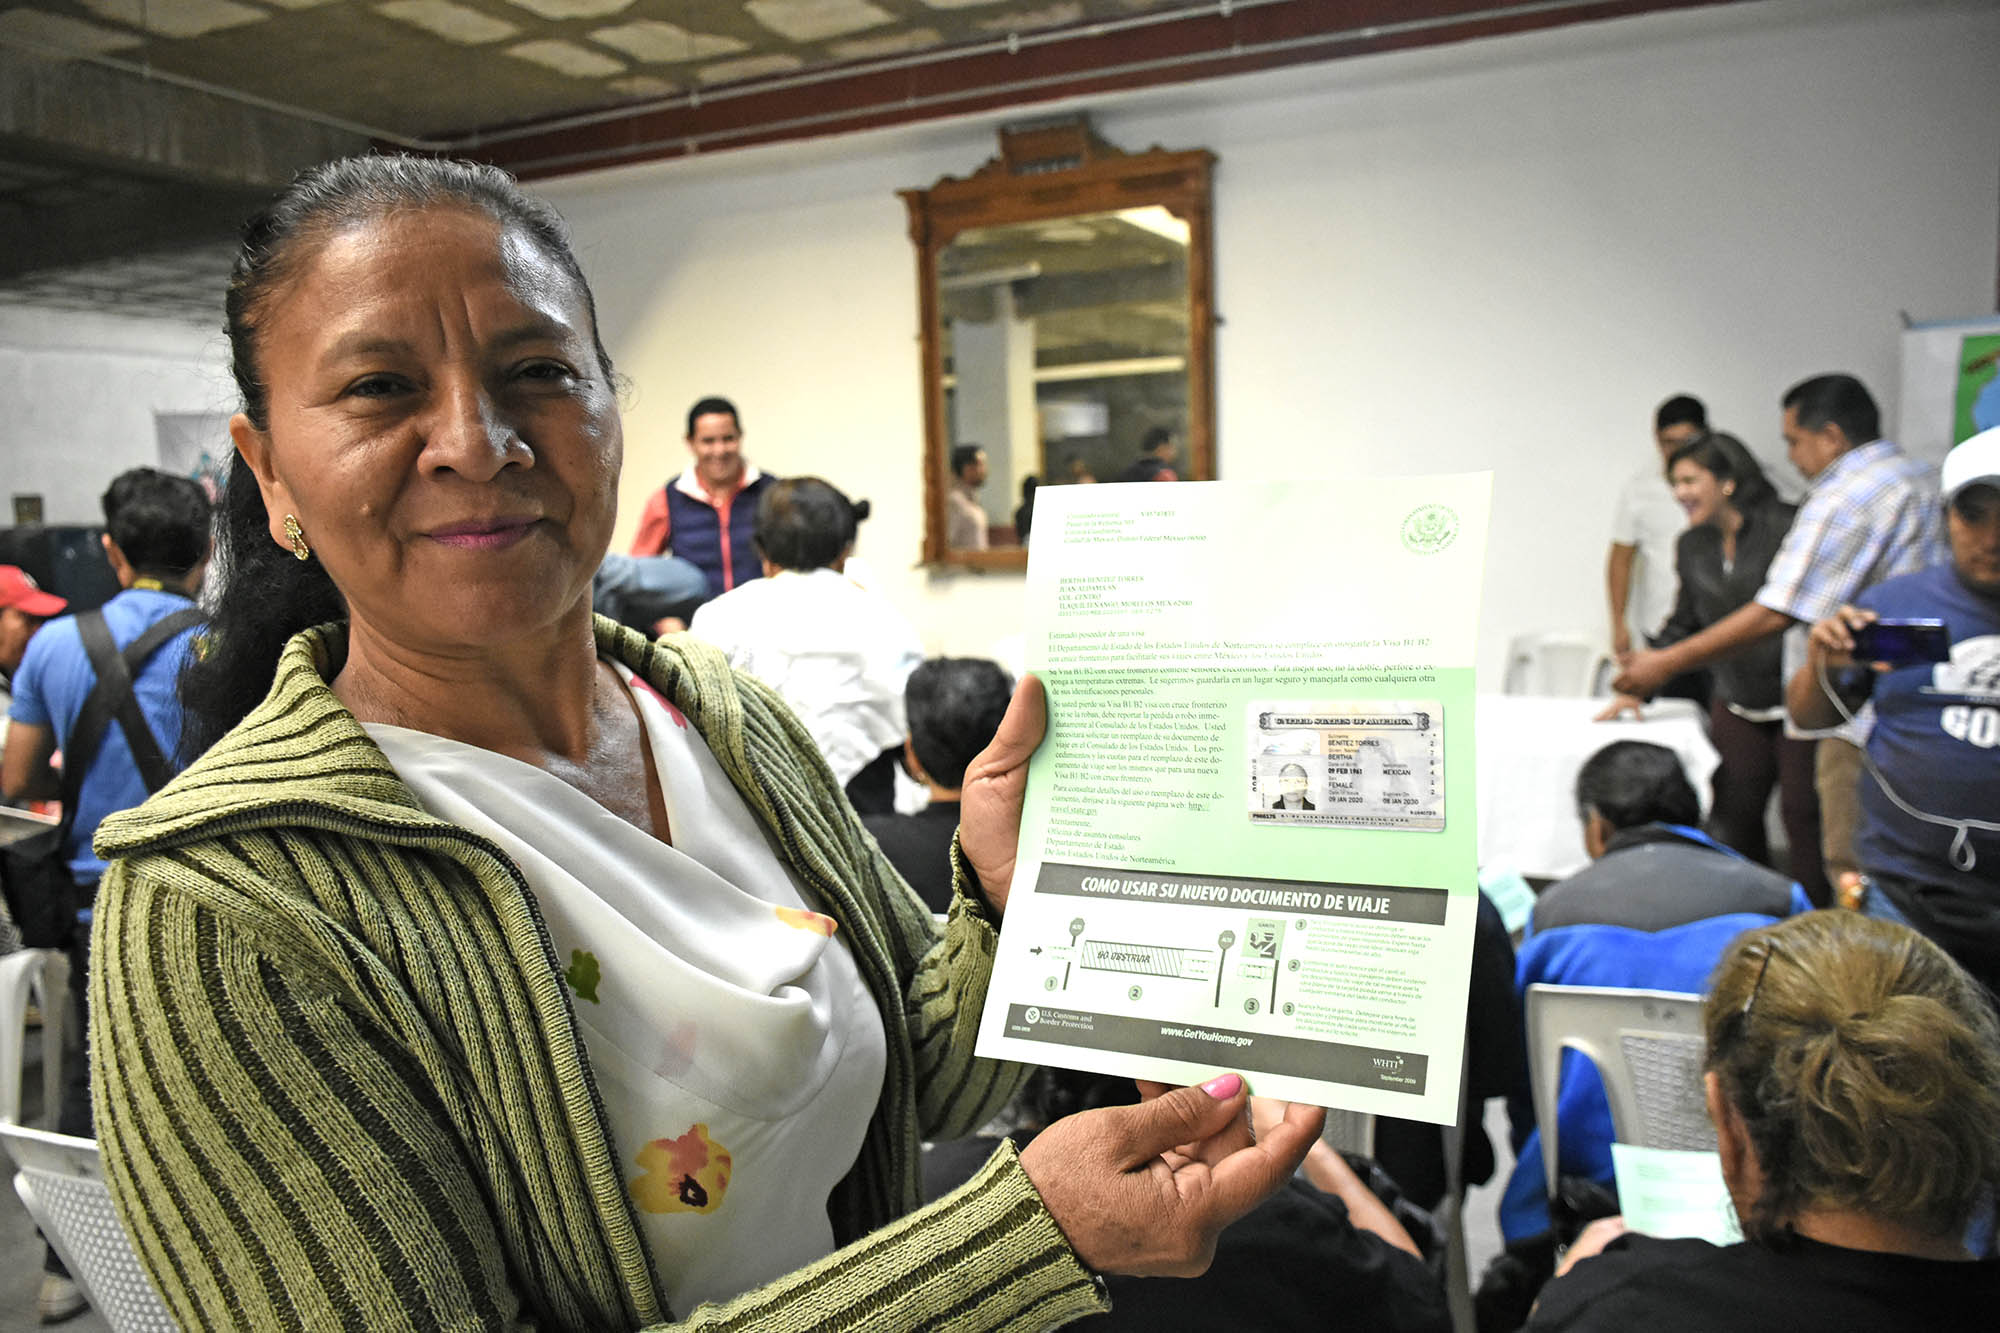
[[90, 618, 1109, 1331]]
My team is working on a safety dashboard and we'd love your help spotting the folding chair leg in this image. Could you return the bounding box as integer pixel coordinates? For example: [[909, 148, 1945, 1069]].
[[1442, 1045, 1476, 1333], [40, 951, 68, 1133]]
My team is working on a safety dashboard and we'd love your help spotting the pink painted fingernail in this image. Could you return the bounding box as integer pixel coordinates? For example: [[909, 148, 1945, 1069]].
[[1200, 1073, 1242, 1099]]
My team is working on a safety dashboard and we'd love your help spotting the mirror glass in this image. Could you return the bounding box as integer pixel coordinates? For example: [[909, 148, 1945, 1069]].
[[937, 205, 1193, 551]]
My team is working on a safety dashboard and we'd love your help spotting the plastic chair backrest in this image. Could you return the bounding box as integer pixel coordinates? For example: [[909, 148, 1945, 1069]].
[[2, 1122, 176, 1331], [1525, 984, 1714, 1201], [1319, 1107, 1376, 1158], [0, 948, 65, 1127], [1503, 633, 1614, 697]]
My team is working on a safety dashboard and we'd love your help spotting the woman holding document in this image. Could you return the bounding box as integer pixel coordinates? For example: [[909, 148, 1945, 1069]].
[[1526, 911, 2000, 1331], [87, 154, 1321, 1331]]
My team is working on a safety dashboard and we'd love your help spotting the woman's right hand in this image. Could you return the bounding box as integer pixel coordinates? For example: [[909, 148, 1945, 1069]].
[[1018, 1073, 1323, 1276], [1593, 693, 1647, 722]]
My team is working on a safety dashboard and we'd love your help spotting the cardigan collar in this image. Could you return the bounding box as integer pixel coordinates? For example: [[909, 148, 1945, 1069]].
[[94, 615, 758, 861]]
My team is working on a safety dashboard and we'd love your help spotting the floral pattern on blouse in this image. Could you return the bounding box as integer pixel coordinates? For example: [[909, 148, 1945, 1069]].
[[774, 905, 837, 936], [633, 1123, 733, 1215]]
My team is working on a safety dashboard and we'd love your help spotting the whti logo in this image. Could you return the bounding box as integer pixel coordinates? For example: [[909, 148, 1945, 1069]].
[[1371, 1055, 1405, 1073]]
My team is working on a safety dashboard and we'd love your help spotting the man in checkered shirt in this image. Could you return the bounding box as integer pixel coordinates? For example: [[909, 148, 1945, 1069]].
[[1614, 374, 1946, 897]]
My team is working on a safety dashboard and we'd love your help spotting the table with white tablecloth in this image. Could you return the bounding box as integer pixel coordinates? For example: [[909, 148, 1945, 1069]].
[[1475, 694, 1718, 882]]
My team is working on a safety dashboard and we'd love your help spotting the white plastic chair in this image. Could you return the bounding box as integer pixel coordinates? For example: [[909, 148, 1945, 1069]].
[[0, 947, 67, 1127], [1525, 984, 1714, 1202], [1502, 633, 1616, 697], [3, 1122, 176, 1331]]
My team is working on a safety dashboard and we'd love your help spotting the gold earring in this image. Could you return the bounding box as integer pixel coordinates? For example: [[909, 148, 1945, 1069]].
[[283, 514, 311, 562]]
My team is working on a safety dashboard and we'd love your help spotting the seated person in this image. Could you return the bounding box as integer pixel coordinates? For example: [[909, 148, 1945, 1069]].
[[1501, 740, 1809, 1244], [862, 657, 1013, 914], [1789, 426, 2000, 994], [1527, 911, 2000, 1331], [591, 550, 708, 636], [689, 476, 924, 814], [927, 1068, 1452, 1333]]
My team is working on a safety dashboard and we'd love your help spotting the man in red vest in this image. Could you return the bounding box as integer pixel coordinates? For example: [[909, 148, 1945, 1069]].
[[629, 396, 778, 599]]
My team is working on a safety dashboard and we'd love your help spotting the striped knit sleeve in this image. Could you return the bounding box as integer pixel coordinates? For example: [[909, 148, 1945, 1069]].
[[672, 1141, 1107, 1332], [90, 863, 545, 1332], [94, 859, 1107, 1333], [881, 821, 1033, 1143]]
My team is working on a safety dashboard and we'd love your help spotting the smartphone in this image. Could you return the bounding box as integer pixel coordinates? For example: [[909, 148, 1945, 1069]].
[[1851, 618, 1951, 667]]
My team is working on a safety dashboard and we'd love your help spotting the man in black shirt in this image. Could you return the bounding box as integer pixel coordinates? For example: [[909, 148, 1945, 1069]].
[[863, 658, 1013, 912]]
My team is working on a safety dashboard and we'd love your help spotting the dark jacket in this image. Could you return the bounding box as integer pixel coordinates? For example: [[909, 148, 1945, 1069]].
[[1530, 823, 1806, 935], [1654, 502, 1796, 710]]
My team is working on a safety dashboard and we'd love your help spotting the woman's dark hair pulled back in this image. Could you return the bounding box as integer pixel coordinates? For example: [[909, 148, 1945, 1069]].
[[753, 477, 869, 573], [181, 153, 611, 762]]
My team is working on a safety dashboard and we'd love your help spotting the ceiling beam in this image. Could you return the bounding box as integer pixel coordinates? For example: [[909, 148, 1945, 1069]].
[[0, 48, 368, 193], [465, 0, 1748, 181]]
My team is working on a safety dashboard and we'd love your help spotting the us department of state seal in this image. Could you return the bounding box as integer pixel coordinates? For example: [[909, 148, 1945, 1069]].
[[1401, 504, 1459, 555]]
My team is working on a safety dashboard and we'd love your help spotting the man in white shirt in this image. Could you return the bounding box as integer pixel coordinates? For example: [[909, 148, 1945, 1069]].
[[1608, 395, 1706, 658], [947, 444, 990, 551]]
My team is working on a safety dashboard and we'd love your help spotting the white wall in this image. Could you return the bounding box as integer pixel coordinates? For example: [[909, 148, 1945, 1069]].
[[539, 0, 2000, 684], [0, 308, 233, 525]]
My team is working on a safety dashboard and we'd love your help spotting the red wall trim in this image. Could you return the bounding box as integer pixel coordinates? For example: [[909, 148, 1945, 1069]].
[[445, 0, 1741, 180]]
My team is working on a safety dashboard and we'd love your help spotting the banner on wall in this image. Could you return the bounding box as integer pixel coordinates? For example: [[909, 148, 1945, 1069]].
[[1899, 315, 2000, 467]]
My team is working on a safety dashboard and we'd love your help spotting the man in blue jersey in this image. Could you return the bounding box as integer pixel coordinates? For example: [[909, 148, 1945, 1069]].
[[1790, 426, 2000, 995], [2, 467, 209, 1322]]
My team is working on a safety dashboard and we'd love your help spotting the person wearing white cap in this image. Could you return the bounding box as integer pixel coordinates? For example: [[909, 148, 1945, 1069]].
[[1788, 425, 2000, 995]]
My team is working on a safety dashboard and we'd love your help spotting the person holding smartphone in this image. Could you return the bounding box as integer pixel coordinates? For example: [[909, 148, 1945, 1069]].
[[1789, 427, 2000, 995]]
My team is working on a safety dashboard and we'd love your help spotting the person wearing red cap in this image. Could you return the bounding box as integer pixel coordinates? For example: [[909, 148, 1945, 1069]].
[[0, 566, 66, 747]]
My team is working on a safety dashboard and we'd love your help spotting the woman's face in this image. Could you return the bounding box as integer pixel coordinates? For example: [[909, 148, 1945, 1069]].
[[1669, 457, 1733, 528], [231, 206, 621, 657]]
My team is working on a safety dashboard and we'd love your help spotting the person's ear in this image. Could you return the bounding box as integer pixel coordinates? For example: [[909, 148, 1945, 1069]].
[[1707, 1071, 1758, 1212], [230, 412, 300, 553], [903, 737, 930, 787], [99, 533, 134, 585], [1582, 810, 1612, 860]]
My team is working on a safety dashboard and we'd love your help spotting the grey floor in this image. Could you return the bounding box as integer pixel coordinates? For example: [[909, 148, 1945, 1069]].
[[2, 1024, 109, 1333]]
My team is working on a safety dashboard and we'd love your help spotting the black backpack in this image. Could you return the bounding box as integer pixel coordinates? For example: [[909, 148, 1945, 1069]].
[[1, 606, 201, 948]]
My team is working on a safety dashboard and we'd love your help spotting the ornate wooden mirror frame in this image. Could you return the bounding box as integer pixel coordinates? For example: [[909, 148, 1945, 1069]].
[[902, 117, 1216, 571]]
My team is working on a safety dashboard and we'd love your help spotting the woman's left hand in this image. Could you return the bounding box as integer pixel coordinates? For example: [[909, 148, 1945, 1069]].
[[958, 674, 1047, 916]]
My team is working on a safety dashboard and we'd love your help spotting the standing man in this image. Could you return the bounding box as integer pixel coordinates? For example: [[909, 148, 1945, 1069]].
[[1788, 427, 2000, 994], [1607, 395, 1706, 661], [0, 567, 66, 753], [2, 467, 208, 1323], [628, 396, 777, 600], [1615, 375, 1946, 894], [1115, 426, 1181, 483], [947, 444, 989, 551]]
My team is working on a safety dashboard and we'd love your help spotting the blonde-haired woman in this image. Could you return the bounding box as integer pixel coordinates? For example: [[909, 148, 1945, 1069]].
[[1528, 911, 2000, 1331]]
